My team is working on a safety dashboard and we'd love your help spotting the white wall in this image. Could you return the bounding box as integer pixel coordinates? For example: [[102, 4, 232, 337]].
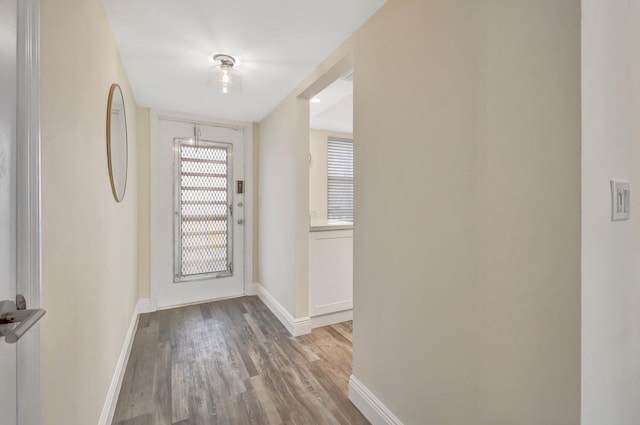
[[352, 2, 481, 421], [41, 0, 139, 423], [582, 1, 640, 423], [478, 1, 581, 422], [258, 97, 309, 316], [137, 107, 150, 299], [309, 128, 353, 221], [258, 41, 352, 319], [260, 0, 580, 422], [352, 0, 581, 423]]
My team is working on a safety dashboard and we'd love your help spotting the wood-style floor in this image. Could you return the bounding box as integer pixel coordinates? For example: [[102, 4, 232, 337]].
[[112, 296, 369, 425]]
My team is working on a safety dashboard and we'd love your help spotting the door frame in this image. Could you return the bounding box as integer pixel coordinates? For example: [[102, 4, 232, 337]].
[[16, 0, 42, 424], [149, 110, 254, 310]]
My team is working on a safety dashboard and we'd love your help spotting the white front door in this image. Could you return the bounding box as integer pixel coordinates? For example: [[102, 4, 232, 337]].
[[0, 0, 18, 423], [156, 118, 245, 307]]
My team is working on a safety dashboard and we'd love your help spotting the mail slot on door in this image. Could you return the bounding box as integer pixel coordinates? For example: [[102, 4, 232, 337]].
[[236, 180, 244, 194]]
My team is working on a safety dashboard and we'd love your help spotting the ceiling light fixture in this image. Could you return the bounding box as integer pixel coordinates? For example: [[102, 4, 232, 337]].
[[310, 98, 322, 104], [208, 54, 242, 94]]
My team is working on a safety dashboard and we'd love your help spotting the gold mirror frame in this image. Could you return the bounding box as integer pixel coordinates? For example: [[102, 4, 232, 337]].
[[106, 83, 128, 202]]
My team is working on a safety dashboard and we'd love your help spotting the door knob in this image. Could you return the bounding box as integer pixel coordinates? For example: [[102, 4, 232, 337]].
[[0, 297, 46, 344], [237, 219, 244, 225]]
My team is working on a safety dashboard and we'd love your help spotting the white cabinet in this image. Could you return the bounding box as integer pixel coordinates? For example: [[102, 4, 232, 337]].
[[308, 229, 353, 318]]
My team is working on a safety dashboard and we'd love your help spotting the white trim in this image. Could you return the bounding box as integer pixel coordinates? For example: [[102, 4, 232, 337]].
[[348, 376, 404, 425], [149, 109, 161, 308], [254, 284, 311, 336], [244, 124, 254, 297], [157, 293, 244, 311], [16, 1, 41, 424], [310, 309, 352, 329], [137, 298, 157, 314], [149, 110, 254, 308], [98, 301, 142, 425], [311, 300, 353, 317], [245, 278, 257, 296]]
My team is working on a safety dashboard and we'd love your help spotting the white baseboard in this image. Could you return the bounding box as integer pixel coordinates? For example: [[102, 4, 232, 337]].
[[349, 375, 404, 425], [137, 298, 157, 314], [254, 283, 311, 336], [311, 300, 353, 317], [310, 309, 353, 329], [98, 300, 143, 425], [157, 293, 245, 311]]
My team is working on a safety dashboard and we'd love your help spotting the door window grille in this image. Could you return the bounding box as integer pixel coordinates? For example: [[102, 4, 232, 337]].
[[327, 138, 354, 222], [174, 139, 233, 282]]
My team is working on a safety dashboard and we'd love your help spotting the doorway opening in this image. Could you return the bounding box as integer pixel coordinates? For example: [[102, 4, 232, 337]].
[[308, 70, 355, 329]]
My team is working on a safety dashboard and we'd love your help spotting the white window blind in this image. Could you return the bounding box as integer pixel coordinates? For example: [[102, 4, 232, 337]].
[[327, 138, 354, 222]]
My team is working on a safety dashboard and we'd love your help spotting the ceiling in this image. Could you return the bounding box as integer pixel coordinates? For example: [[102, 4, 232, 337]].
[[310, 76, 353, 134], [102, 0, 386, 123]]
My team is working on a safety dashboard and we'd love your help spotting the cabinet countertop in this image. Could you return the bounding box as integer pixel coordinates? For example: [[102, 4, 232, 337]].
[[309, 219, 353, 232]]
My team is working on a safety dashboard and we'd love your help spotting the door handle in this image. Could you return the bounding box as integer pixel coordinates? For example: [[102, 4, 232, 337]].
[[0, 297, 46, 344]]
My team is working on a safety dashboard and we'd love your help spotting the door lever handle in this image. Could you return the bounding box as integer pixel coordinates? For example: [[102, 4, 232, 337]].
[[0, 299, 46, 344]]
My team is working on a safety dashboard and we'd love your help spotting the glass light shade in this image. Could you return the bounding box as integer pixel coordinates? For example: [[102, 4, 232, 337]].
[[208, 64, 242, 94]]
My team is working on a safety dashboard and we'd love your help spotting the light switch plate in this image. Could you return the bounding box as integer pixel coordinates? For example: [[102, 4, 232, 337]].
[[611, 180, 630, 221]]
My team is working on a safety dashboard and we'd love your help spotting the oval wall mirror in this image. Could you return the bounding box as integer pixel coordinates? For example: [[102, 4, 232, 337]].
[[106, 83, 128, 202]]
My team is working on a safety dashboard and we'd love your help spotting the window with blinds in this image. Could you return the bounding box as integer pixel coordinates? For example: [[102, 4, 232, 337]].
[[327, 138, 354, 222], [174, 139, 233, 282]]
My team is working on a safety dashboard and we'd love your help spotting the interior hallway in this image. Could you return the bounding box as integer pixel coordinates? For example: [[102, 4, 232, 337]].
[[35, 0, 636, 423], [111, 297, 367, 425]]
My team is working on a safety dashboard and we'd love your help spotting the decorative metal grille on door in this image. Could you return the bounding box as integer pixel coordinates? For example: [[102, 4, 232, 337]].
[[174, 139, 233, 282]]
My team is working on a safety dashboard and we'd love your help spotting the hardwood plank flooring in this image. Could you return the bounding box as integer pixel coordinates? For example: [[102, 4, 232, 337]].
[[112, 296, 368, 425]]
